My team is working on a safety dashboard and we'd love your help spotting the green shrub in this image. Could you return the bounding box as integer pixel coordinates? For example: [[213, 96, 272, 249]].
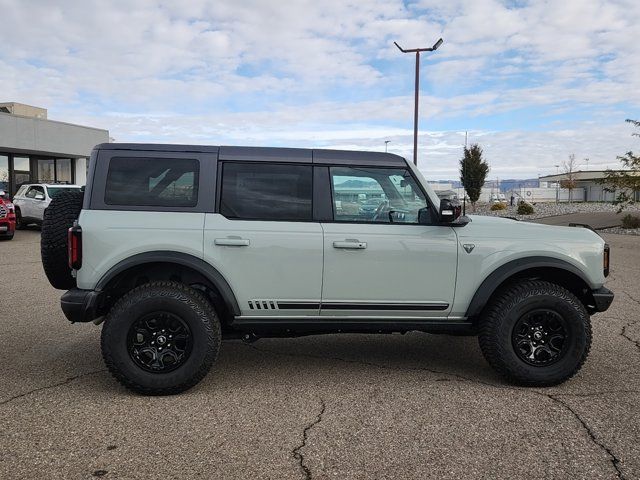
[[621, 214, 640, 229], [490, 202, 507, 211], [517, 202, 534, 215]]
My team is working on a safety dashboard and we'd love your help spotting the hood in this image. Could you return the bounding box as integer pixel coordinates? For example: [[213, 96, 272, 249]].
[[458, 214, 604, 244]]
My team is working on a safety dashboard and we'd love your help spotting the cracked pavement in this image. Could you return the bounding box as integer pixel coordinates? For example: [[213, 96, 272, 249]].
[[1, 230, 639, 479]]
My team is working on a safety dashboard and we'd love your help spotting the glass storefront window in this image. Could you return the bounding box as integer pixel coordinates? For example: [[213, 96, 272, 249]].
[[56, 158, 72, 183], [38, 159, 55, 182], [13, 157, 30, 172], [0, 155, 8, 193]]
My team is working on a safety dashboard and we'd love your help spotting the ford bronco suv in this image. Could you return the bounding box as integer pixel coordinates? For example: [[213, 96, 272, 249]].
[[41, 144, 613, 395]]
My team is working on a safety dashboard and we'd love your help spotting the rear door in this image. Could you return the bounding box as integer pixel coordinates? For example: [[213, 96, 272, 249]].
[[203, 151, 323, 318], [320, 164, 458, 318]]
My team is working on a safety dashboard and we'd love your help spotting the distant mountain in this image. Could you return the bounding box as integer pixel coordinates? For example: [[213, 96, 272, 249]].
[[335, 179, 378, 188], [444, 178, 540, 191]]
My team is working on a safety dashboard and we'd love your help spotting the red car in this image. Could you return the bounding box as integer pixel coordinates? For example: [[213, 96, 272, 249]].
[[0, 190, 16, 240]]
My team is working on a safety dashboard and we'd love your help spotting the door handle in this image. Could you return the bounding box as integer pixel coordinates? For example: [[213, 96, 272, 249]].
[[333, 240, 367, 249], [214, 237, 250, 247]]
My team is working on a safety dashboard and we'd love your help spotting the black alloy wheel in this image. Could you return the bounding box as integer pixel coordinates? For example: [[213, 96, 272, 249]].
[[512, 309, 568, 366], [128, 312, 193, 373]]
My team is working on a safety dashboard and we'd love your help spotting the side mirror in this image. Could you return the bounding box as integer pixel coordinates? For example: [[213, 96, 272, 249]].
[[35, 193, 45, 201], [439, 198, 461, 223]]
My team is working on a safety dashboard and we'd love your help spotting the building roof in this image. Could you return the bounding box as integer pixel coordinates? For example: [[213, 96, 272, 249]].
[[539, 170, 637, 182]]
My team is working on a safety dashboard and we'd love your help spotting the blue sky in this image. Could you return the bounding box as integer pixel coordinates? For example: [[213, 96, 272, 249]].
[[1, 0, 639, 179]]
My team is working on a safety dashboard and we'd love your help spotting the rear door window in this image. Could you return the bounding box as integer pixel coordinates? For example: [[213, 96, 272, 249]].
[[219, 162, 312, 221], [105, 157, 199, 207]]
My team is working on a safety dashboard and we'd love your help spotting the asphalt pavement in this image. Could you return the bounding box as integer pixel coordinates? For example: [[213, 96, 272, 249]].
[[0, 230, 638, 479]]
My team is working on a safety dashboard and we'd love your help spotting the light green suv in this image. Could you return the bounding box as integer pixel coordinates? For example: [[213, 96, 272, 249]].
[[40, 143, 614, 395]]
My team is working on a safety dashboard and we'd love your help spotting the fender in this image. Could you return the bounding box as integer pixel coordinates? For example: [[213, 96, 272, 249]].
[[464, 256, 595, 319], [96, 251, 240, 316]]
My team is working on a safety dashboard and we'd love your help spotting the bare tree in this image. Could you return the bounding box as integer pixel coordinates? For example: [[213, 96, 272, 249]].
[[599, 119, 640, 211], [560, 154, 578, 202]]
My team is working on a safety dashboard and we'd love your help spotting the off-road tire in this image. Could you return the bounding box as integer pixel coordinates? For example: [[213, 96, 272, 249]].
[[478, 280, 591, 387], [40, 190, 84, 289], [101, 281, 221, 395]]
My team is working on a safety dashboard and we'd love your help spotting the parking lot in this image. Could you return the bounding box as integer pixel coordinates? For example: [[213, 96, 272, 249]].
[[1, 229, 639, 479]]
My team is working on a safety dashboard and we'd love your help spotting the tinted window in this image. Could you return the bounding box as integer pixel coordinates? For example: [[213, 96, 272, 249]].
[[220, 162, 312, 221], [105, 157, 199, 207], [47, 186, 80, 199], [330, 166, 429, 223]]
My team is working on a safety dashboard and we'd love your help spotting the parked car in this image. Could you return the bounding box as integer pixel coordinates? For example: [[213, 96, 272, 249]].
[[13, 183, 82, 228], [358, 198, 384, 218], [0, 190, 16, 240], [41, 144, 613, 395]]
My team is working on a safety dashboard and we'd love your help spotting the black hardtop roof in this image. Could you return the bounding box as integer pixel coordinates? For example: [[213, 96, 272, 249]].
[[94, 143, 407, 166]]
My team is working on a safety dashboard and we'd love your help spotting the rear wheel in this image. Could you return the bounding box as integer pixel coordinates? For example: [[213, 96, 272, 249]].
[[101, 281, 221, 395], [478, 280, 591, 386], [40, 190, 84, 289]]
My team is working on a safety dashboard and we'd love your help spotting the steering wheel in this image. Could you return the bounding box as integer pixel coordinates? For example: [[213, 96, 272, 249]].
[[372, 200, 390, 222]]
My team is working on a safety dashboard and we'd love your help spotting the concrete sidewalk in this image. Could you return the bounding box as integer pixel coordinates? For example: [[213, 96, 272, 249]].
[[533, 211, 624, 229]]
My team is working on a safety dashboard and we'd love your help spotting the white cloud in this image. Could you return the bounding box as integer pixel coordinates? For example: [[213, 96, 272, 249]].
[[0, 0, 639, 179]]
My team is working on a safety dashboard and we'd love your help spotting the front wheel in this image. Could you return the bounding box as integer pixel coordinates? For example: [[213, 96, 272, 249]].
[[101, 281, 221, 395], [478, 280, 591, 386]]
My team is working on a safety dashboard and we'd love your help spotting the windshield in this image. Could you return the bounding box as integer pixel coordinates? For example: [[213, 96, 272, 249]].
[[47, 186, 80, 198]]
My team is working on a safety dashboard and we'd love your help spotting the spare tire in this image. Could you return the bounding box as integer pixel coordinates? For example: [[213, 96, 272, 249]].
[[41, 189, 84, 290]]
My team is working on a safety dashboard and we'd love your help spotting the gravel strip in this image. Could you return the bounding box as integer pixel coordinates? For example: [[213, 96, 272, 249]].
[[599, 227, 640, 236], [471, 202, 640, 222]]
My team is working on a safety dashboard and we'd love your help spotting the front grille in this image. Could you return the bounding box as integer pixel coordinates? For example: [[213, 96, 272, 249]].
[[0, 205, 7, 219]]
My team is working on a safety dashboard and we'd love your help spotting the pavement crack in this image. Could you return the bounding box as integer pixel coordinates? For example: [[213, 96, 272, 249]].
[[247, 343, 632, 478], [621, 323, 640, 354], [245, 343, 487, 387], [549, 394, 624, 479], [0, 369, 106, 406], [292, 398, 326, 480], [622, 290, 640, 308]]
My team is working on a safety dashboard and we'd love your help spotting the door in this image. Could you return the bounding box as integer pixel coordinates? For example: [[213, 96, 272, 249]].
[[204, 161, 323, 318], [22, 186, 45, 220], [321, 166, 458, 318]]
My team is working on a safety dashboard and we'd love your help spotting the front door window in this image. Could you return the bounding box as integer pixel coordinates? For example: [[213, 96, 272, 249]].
[[330, 166, 429, 224]]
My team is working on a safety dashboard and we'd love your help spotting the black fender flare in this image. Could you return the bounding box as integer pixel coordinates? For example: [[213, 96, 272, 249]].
[[96, 251, 240, 316], [464, 256, 595, 319]]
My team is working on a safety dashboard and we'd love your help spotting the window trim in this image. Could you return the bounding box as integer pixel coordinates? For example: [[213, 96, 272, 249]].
[[216, 160, 315, 223], [326, 165, 436, 226]]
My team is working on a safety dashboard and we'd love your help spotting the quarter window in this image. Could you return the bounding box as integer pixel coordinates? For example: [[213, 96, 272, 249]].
[[105, 157, 199, 207], [330, 166, 429, 224], [220, 162, 312, 221]]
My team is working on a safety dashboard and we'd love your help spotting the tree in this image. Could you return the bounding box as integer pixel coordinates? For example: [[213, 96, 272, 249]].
[[560, 154, 578, 202], [600, 119, 640, 211], [460, 143, 489, 210]]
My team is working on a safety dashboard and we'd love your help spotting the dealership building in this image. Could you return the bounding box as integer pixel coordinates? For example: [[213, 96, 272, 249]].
[[0, 102, 109, 196]]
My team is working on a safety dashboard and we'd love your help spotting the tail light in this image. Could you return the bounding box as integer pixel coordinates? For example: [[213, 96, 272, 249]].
[[603, 243, 610, 277], [68, 223, 82, 270]]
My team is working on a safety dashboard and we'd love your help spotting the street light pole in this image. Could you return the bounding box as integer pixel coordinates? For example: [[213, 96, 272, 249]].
[[394, 38, 443, 166], [385, 140, 390, 153], [554, 164, 560, 203]]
